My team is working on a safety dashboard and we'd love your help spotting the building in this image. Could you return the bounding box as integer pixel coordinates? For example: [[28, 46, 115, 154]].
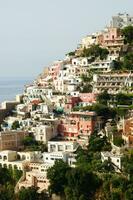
[[64, 93, 96, 112], [100, 27, 124, 55], [24, 85, 53, 103], [0, 131, 28, 151], [42, 151, 68, 164], [0, 150, 41, 170], [80, 34, 98, 49], [122, 118, 133, 147], [0, 101, 20, 124], [19, 170, 49, 192], [89, 60, 113, 72], [101, 151, 122, 171], [110, 13, 133, 28], [19, 162, 53, 192], [72, 57, 90, 67], [58, 111, 96, 139], [48, 61, 62, 81], [93, 72, 133, 94], [48, 141, 79, 153], [32, 118, 59, 144], [0, 150, 24, 170]]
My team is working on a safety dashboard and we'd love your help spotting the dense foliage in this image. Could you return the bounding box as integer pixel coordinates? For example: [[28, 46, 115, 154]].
[[81, 45, 109, 60], [23, 135, 47, 152], [12, 120, 20, 130], [122, 25, 133, 44]]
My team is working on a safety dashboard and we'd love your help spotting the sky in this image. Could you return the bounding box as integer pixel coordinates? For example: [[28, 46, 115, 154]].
[[0, 0, 132, 78]]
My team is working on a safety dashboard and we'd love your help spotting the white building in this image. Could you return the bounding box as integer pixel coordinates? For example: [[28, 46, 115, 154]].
[[48, 141, 79, 153], [89, 60, 113, 72], [32, 118, 58, 144], [72, 57, 90, 67], [101, 151, 122, 171], [24, 85, 53, 103], [0, 150, 41, 171], [42, 151, 68, 164], [110, 13, 133, 28], [80, 34, 98, 49]]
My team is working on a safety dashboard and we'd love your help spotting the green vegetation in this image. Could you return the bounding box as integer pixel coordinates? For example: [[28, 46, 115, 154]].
[[97, 90, 111, 105], [122, 52, 133, 70], [12, 120, 20, 130], [115, 93, 133, 105], [23, 135, 47, 152], [81, 45, 109, 60], [122, 25, 133, 44], [80, 84, 93, 93], [17, 187, 49, 200], [0, 166, 22, 200], [0, 166, 49, 200], [47, 133, 133, 200], [113, 135, 124, 147], [67, 51, 75, 56], [47, 160, 100, 200], [47, 160, 70, 196]]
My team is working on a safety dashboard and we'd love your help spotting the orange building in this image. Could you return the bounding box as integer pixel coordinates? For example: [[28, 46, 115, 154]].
[[122, 118, 133, 147], [58, 111, 96, 139]]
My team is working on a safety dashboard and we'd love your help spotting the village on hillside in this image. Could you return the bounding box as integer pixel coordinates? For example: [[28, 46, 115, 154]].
[[0, 13, 133, 200]]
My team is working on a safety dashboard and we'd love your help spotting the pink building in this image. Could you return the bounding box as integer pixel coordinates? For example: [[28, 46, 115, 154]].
[[48, 62, 62, 81], [64, 93, 96, 112], [58, 111, 96, 139], [65, 96, 79, 112], [98, 27, 124, 54], [79, 93, 96, 104]]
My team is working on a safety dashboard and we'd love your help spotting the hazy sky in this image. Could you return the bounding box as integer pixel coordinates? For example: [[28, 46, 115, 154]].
[[0, 0, 132, 78]]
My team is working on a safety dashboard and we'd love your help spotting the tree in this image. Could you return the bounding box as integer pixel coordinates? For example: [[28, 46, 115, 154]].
[[125, 185, 133, 200], [97, 90, 111, 105], [123, 52, 133, 70], [122, 26, 133, 44], [81, 45, 109, 60], [23, 135, 37, 147], [92, 104, 116, 121], [0, 167, 11, 184], [18, 187, 39, 200], [65, 168, 100, 200], [47, 160, 70, 195], [11, 121, 20, 130], [112, 60, 123, 71], [115, 93, 132, 105], [80, 84, 93, 93], [113, 136, 124, 147], [88, 133, 112, 153], [0, 184, 15, 200], [67, 51, 75, 56]]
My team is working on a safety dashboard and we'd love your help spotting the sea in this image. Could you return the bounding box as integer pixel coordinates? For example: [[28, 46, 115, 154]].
[[0, 77, 33, 104]]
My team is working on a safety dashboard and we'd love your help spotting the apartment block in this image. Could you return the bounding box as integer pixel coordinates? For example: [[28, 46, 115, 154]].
[[93, 72, 133, 94]]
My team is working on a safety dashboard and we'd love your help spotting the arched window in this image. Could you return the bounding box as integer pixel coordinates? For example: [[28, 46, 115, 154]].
[[3, 156, 7, 161]]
